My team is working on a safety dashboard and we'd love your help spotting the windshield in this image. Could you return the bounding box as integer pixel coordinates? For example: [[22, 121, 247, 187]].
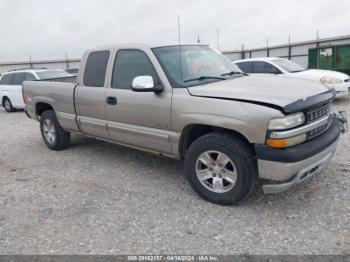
[[36, 70, 72, 80], [273, 58, 306, 73], [152, 45, 244, 87]]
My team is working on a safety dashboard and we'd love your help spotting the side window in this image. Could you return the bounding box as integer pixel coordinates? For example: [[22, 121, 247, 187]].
[[236, 62, 253, 73], [83, 51, 110, 87], [25, 73, 37, 81], [0, 74, 14, 85], [252, 62, 280, 74], [112, 50, 159, 90], [13, 73, 27, 85]]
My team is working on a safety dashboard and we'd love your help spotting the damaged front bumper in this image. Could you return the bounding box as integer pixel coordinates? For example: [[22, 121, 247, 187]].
[[256, 112, 347, 194]]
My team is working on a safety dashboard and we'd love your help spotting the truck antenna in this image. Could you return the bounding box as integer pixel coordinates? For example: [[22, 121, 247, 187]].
[[178, 14, 183, 88]]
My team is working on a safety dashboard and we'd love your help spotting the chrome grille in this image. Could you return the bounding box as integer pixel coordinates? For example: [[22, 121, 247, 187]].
[[305, 102, 331, 139], [306, 103, 331, 123], [307, 123, 329, 139]]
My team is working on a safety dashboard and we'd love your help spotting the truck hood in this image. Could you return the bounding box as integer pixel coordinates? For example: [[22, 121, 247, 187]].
[[290, 69, 349, 81], [188, 75, 332, 113]]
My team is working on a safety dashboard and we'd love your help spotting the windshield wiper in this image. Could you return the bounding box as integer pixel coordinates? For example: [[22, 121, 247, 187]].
[[183, 76, 226, 83], [221, 71, 248, 77]]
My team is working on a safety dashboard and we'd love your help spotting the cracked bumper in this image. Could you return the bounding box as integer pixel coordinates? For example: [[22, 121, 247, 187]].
[[255, 114, 346, 194]]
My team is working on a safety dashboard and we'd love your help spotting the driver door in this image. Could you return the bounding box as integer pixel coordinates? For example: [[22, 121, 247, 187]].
[[105, 49, 172, 154]]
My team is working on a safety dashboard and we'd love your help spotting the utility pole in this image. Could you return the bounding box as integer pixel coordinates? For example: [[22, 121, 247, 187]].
[[65, 53, 69, 69], [266, 38, 270, 57], [288, 35, 292, 60], [29, 55, 33, 69], [316, 30, 320, 47], [216, 28, 220, 51]]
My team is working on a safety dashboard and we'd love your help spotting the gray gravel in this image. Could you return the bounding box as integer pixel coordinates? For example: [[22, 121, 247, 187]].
[[0, 98, 349, 255]]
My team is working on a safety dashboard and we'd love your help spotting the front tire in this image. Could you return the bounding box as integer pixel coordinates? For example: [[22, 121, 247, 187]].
[[3, 97, 15, 112], [40, 110, 71, 150], [185, 132, 258, 205]]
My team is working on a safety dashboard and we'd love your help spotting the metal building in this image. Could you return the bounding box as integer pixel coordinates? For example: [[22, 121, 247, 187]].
[[0, 58, 81, 74], [1, 35, 350, 74], [222, 35, 350, 68]]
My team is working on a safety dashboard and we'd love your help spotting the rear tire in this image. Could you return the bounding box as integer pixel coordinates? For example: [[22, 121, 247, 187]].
[[40, 110, 71, 151], [3, 97, 15, 112], [184, 132, 258, 205]]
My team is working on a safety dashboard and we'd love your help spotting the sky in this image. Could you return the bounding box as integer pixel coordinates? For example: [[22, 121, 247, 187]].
[[0, 0, 349, 61]]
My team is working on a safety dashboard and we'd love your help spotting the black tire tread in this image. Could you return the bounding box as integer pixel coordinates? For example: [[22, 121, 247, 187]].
[[3, 97, 16, 112], [185, 132, 258, 205], [40, 110, 70, 151]]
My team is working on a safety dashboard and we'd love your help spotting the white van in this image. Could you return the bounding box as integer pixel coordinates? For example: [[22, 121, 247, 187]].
[[0, 69, 71, 112]]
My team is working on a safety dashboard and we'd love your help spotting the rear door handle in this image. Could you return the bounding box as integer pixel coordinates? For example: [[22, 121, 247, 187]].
[[106, 96, 117, 105]]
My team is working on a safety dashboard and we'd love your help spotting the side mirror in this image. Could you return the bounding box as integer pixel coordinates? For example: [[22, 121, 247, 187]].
[[131, 76, 162, 92]]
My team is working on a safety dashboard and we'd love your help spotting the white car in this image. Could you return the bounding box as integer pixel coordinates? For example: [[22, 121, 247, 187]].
[[0, 69, 72, 112], [234, 57, 350, 98]]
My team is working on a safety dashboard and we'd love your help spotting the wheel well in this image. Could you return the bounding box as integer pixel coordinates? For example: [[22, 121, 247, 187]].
[[179, 124, 252, 159], [36, 102, 53, 117]]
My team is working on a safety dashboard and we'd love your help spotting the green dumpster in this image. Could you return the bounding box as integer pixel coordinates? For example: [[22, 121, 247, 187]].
[[308, 45, 350, 75]]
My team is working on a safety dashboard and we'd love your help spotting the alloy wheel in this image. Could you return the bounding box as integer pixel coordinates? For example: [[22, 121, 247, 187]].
[[195, 151, 237, 193], [43, 119, 56, 144], [4, 99, 12, 111]]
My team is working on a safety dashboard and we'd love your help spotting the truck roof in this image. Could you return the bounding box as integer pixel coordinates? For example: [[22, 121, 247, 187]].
[[86, 43, 210, 52]]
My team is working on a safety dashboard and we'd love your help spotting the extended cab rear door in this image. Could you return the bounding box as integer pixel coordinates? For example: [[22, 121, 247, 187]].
[[105, 47, 172, 154], [75, 50, 111, 138]]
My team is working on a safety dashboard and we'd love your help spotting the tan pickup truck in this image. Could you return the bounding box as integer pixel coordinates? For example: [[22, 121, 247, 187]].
[[23, 44, 348, 205]]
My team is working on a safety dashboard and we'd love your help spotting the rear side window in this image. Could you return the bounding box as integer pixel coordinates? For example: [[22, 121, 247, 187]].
[[112, 50, 158, 89], [0, 74, 14, 85], [236, 62, 253, 73], [36, 70, 71, 80], [252, 62, 280, 74], [25, 73, 37, 81], [13, 73, 27, 85], [83, 51, 110, 87]]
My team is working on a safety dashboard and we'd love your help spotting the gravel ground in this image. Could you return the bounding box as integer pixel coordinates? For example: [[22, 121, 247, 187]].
[[0, 98, 349, 255]]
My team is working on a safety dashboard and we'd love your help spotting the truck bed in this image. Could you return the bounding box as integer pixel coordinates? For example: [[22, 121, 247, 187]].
[[38, 76, 77, 83], [23, 80, 79, 132]]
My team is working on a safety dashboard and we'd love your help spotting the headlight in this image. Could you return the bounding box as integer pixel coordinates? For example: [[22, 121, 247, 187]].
[[268, 112, 305, 130], [320, 76, 343, 85]]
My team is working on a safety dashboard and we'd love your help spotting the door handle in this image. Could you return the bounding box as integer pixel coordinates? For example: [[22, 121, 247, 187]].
[[106, 96, 117, 105]]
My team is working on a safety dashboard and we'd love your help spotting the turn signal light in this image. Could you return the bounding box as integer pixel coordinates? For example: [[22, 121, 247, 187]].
[[266, 139, 288, 149], [266, 134, 307, 149]]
